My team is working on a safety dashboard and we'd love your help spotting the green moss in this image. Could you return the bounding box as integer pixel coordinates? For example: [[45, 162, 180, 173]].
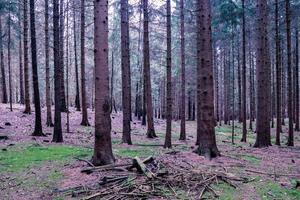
[[0, 144, 92, 172], [256, 181, 300, 200]]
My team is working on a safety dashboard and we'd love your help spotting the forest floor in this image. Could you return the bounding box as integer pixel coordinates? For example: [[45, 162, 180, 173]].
[[0, 104, 300, 200]]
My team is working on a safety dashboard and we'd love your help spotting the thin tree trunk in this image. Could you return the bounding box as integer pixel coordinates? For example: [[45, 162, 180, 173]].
[[121, 0, 132, 144], [143, 0, 156, 138], [0, 17, 7, 104], [286, 0, 293, 146], [241, 0, 247, 142], [45, 0, 53, 126], [80, 0, 90, 126], [92, 0, 115, 166], [195, 0, 219, 158], [295, 25, 299, 131], [179, 0, 186, 141], [275, 0, 282, 144], [164, 0, 172, 148], [254, 0, 271, 148], [52, 0, 63, 143], [66, 0, 70, 133], [30, 0, 44, 136], [23, 0, 31, 113], [18, 0, 24, 105], [8, 6, 13, 111], [73, 0, 81, 111]]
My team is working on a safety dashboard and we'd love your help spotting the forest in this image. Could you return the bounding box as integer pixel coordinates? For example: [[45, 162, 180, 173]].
[[0, 0, 300, 199]]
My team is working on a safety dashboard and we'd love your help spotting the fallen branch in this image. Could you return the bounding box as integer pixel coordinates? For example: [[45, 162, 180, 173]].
[[245, 169, 300, 177]]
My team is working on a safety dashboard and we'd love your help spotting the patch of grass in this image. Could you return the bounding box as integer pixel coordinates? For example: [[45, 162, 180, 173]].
[[256, 181, 300, 200], [241, 155, 261, 165], [0, 144, 92, 172], [114, 147, 156, 158], [48, 170, 63, 181]]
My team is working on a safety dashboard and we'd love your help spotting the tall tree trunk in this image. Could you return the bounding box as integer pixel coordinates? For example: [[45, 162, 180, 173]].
[[23, 0, 31, 113], [60, 0, 67, 112], [52, 0, 63, 143], [45, 0, 53, 127], [275, 0, 282, 144], [66, 0, 70, 133], [121, 0, 132, 144], [143, 0, 156, 138], [237, 41, 242, 123], [80, 0, 90, 126], [18, 0, 24, 105], [179, 0, 186, 141], [8, 6, 13, 111], [30, 0, 44, 136], [73, 0, 81, 111], [286, 0, 293, 146], [92, 0, 115, 166], [241, 0, 247, 142], [0, 17, 7, 104], [295, 25, 299, 131], [195, 0, 219, 158], [254, 0, 271, 148], [164, 0, 172, 148]]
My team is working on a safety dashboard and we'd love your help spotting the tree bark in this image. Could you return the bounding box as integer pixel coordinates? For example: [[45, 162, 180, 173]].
[[241, 0, 247, 142], [60, 0, 67, 112], [45, 0, 53, 127], [164, 0, 172, 148], [143, 0, 156, 138], [52, 0, 63, 143], [80, 0, 90, 126], [286, 0, 293, 146], [179, 0, 186, 141], [8, 5, 13, 111], [0, 17, 7, 104], [195, 0, 219, 159], [23, 0, 31, 113], [121, 0, 132, 144], [254, 0, 271, 148], [92, 0, 115, 166], [295, 25, 299, 131], [18, 0, 24, 105], [275, 0, 282, 145], [30, 0, 44, 136], [73, 0, 81, 111]]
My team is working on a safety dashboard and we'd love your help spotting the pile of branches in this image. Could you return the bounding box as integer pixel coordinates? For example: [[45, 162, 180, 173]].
[[56, 156, 248, 200]]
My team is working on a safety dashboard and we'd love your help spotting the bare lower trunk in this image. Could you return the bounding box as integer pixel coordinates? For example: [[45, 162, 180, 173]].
[[121, 0, 132, 144], [0, 17, 7, 104], [52, 0, 63, 143], [73, 1, 81, 111], [195, 0, 219, 158], [8, 7, 13, 111], [254, 0, 271, 148], [143, 0, 156, 138], [295, 26, 299, 131], [60, 0, 67, 112], [23, 0, 31, 113], [80, 0, 90, 126], [164, 0, 172, 148], [92, 0, 115, 166], [179, 0, 186, 141], [286, 0, 293, 146], [18, 0, 24, 105], [45, 0, 53, 127], [241, 0, 247, 142], [30, 0, 44, 136]]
